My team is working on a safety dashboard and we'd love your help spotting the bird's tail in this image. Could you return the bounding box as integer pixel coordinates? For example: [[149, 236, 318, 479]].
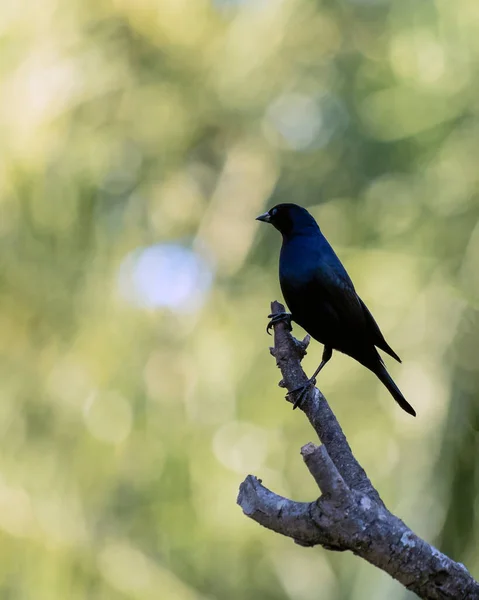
[[376, 364, 416, 417]]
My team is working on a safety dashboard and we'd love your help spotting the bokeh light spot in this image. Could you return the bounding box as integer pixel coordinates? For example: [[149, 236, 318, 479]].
[[213, 421, 269, 473], [264, 93, 347, 151], [119, 244, 214, 312], [0, 480, 34, 538], [83, 391, 132, 444], [99, 542, 153, 593]]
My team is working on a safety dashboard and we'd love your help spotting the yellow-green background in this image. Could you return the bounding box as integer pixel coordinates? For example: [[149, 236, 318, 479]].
[[1, 0, 479, 598]]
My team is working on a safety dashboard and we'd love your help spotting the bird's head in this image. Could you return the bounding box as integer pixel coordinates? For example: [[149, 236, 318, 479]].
[[256, 203, 319, 238]]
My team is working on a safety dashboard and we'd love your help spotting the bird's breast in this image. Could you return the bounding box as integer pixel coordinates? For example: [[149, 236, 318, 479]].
[[279, 240, 321, 287], [279, 254, 322, 318]]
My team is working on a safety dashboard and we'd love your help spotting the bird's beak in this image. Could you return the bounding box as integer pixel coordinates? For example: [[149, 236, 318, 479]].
[[256, 212, 271, 223]]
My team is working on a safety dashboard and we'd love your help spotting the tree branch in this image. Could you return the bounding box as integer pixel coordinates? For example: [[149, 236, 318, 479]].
[[268, 300, 383, 506], [237, 301, 479, 600]]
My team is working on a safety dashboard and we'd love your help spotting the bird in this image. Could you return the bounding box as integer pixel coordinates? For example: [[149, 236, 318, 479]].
[[256, 203, 416, 416]]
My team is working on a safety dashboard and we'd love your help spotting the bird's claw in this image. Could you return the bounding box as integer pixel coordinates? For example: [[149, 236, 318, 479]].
[[266, 312, 292, 335], [287, 378, 316, 410]]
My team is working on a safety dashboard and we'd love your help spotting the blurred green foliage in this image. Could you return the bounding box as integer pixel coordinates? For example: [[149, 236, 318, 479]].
[[0, 0, 479, 598]]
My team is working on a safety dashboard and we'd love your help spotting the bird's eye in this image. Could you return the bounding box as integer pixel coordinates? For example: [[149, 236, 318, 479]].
[[271, 208, 277, 217]]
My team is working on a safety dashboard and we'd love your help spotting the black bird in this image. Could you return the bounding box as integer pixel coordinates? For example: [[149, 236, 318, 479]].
[[256, 203, 416, 416]]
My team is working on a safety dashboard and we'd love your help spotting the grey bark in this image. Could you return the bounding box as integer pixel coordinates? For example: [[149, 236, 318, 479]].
[[237, 301, 479, 600]]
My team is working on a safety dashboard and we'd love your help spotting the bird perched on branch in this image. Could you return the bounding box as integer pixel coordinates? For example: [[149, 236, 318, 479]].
[[256, 203, 416, 416]]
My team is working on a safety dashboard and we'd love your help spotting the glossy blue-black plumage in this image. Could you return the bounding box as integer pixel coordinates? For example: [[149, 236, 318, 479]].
[[258, 203, 415, 416]]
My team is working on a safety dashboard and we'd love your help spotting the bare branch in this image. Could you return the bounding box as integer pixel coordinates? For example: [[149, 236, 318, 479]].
[[237, 475, 325, 548], [237, 301, 479, 600]]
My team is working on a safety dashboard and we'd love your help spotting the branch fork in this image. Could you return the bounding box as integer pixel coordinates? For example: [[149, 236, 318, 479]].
[[237, 301, 479, 600]]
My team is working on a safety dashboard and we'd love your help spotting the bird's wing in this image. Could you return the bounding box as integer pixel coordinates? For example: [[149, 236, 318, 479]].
[[316, 267, 363, 321], [358, 297, 401, 362], [305, 263, 368, 341], [317, 265, 401, 362]]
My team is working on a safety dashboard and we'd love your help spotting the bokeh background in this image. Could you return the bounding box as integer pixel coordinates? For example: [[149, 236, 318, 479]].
[[1, 0, 479, 598]]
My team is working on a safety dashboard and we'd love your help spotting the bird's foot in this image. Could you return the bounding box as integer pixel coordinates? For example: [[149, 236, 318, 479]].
[[287, 378, 316, 410], [267, 312, 292, 335]]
